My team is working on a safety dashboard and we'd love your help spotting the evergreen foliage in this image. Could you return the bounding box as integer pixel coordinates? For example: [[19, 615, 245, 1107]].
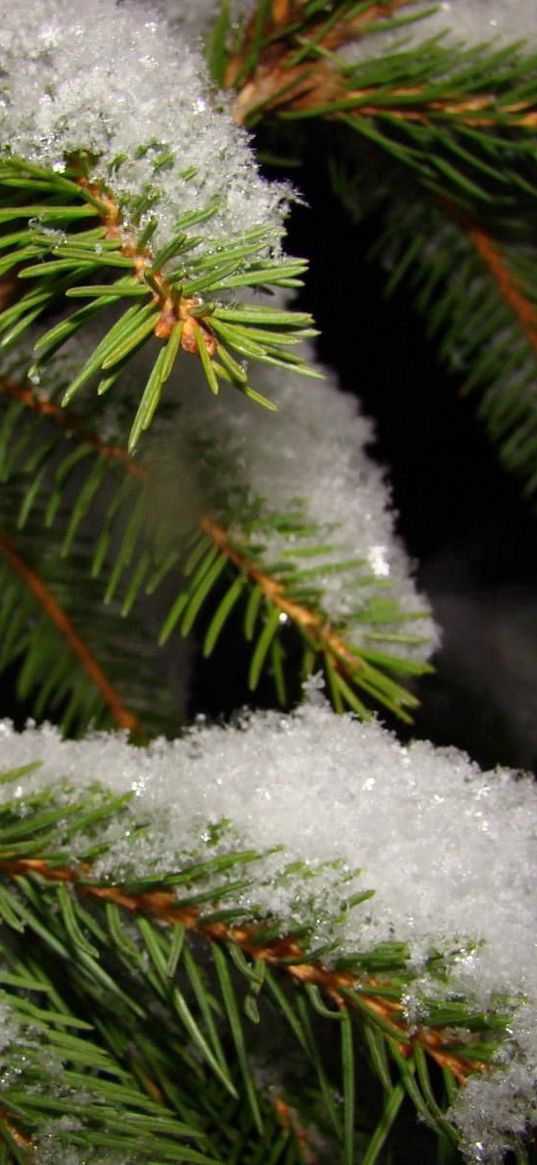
[[0, 2, 536, 1163]]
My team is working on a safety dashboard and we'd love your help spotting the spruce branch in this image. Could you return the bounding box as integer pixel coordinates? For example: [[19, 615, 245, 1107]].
[[197, 515, 430, 720], [0, 758, 515, 1163], [0, 534, 141, 735], [0, 378, 146, 482], [0, 409, 182, 736], [215, 1, 537, 504], [0, 374, 431, 727], [456, 212, 537, 357], [0, 158, 316, 449], [368, 192, 537, 498], [0, 842, 493, 1085], [223, 0, 416, 100], [224, 0, 537, 142], [0, 5, 535, 1162]]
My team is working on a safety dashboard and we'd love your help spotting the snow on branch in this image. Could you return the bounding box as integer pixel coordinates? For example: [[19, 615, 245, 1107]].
[[0, 702, 536, 1159], [0, 0, 289, 254]]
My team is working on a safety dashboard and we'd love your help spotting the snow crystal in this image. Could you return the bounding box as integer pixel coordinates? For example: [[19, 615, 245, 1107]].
[[0, 703, 536, 1159], [0, 0, 290, 254], [454, 1007, 537, 1163]]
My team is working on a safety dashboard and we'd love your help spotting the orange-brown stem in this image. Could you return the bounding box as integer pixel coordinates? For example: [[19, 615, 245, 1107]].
[[232, 63, 537, 129], [0, 534, 142, 734], [226, 1, 537, 129], [2, 381, 359, 679], [273, 1096, 320, 1164], [0, 378, 148, 481], [200, 514, 362, 675], [460, 219, 537, 356], [0, 855, 484, 1083], [75, 177, 217, 357], [226, 0, 413, 89], [0, 1111, 34, 1156], [1, 375, 370, 702]]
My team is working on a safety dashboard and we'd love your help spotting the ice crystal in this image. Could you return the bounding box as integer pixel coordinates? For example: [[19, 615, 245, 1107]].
[[0, 704, 536, 1156], [0, 0, 290, 254]]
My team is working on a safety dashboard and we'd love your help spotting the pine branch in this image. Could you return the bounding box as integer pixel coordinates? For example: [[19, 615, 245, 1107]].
[[0, 377, 146, 481], [0, 534, 141, 735], [0, 448, 183, 736], [457, 213, 537, 356], [198, 515, 429, 720], [0, 758, 514, 1163], [0, 374, 432, 727], [368, 191, 537, 498], [0, 158, 316, 449], [224, 0, 537, 143], [1, 845, 492, 1084], [223, 0, 416, 96], [213, 0, 537, 505]]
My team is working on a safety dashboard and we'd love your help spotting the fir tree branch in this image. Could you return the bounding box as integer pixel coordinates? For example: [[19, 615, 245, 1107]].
[[0, 533, 142, 734], [455, 213, 537, 356], [73, 176, 221, 355], [230, 54, 537, 132], [0, 396, 181, 735], [225, 0, 537, 133], [0, 158, 316, 449], [273, 1095, 320, 1164], [199, 515, 427, 721], [0, 377, 147, 480], [0, 1110, 33, 1157], [368, 191, 537, 498], [225, 0, 416, 95], [0, 375, 431, 725], [0, 850, 492, 1087]]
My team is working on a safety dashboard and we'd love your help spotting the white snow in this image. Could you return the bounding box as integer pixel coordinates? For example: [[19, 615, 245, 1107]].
[[0, 0, 290, 256], [0, 703, 536, 1158]]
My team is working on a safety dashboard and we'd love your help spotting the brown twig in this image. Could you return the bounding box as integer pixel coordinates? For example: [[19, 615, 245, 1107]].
[[0, 854, 486, 1084], [0, 1110, 34, 1156], [200, 513, 364, 676], [225, 0, 537, 129], [0, 377, 148, 481], [0, 534, 142, 734], [0, 378, 419, 717], [273, 1095, 321, 1164], [457, 218, 537, 357], [75, 177, 217, 357], [0, 378, 366, 679]]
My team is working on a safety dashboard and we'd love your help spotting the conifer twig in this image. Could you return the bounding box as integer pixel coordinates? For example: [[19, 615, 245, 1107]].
[[273, 1096, 321, 1164], [74, 176, 218, 357], [225, 0, 537, 128], [200, 514, 366, 675], [0, 378, 147, 479], [0, 534, 142, 733], [0, 377, 425, 723], [455, 216, 537, 356], [0, 1110, 34, 1155], [0, 852, 487, 1084]]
